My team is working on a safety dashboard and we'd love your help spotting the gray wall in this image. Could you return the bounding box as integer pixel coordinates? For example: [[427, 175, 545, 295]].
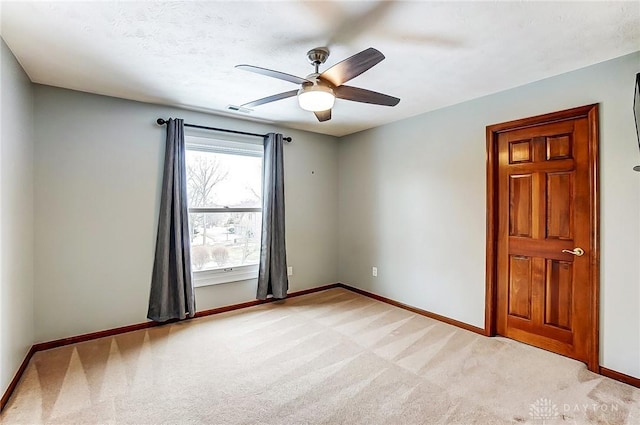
[[0, 40, 35, 395], [33, 86, 339, 342], [338, 52, 640, 378]]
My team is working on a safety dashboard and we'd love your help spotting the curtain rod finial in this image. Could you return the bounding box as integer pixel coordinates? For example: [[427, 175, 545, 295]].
[[157, 118, 167, 125]]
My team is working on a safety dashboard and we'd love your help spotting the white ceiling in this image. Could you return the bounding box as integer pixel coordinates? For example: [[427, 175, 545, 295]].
[[1, 1, 639, 137]]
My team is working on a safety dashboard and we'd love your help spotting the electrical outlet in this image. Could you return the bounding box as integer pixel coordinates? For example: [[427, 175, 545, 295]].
[[372, 267, 377, 277], [287, 266, 293, 276]]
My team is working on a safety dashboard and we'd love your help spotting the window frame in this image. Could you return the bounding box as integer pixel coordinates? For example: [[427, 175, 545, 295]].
[[185, 135, 263, 287]]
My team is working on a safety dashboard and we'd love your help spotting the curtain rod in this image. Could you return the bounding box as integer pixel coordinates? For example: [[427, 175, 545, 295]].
[[156, 118, 292, 142]]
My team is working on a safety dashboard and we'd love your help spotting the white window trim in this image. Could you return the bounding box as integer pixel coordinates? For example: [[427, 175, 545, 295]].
[[185, 134, 263, 287], [192, 264, 259, 287], [186, 135, 262, 157]]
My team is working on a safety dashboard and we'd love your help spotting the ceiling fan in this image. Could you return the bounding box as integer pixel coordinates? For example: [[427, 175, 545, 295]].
[[235, 47, 400, 122]]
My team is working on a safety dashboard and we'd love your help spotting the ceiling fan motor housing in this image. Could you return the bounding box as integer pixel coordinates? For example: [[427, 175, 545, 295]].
[[306, 47, 330, 65]]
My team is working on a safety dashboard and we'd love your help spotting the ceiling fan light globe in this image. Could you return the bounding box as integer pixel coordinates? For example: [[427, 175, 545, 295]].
[[298, 86, 335, 112]]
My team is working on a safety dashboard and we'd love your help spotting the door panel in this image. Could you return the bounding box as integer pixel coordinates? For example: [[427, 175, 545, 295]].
[[509, 175, 532, 237], [545, 259, 572, 330], [510, 140, 532, 163], [546, 172, 573, 239], [546, 134, 572, 160], [489, 106, 598, 369], [508, 255, 532, 320]]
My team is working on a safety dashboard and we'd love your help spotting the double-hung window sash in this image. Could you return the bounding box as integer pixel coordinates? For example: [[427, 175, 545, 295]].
[[186, 136, 263, 286]]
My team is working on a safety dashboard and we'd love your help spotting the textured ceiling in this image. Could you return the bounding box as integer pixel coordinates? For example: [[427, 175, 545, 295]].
[[1, 1, 639, 137]]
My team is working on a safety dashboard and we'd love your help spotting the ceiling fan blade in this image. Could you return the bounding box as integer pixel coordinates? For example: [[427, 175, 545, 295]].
[[236, 65, 312, 85], [314, 109, 332, 122], [335, 85, 400, 106], [319, 47, 385, 86], [241, 90, 298, 108]]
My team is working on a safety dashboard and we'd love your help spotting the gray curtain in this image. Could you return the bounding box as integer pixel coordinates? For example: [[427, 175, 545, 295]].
[[257, 133, 289, 300], [147, 118, 196, 322]]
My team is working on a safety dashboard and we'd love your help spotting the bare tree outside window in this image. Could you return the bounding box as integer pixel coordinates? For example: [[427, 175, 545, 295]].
[[238, 184, 261, 263], [187, 155, 229, 246], [187, 154, 228, 206]]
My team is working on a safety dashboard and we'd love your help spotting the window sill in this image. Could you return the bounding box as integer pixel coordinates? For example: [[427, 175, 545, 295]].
[[193, 264, 258, 287]]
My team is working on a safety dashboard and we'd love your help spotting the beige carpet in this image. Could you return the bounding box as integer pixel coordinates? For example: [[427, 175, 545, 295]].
[[1, 288, 638, 424]]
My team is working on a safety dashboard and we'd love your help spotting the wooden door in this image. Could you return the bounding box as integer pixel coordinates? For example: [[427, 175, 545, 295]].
[[486, 105, 599, 371]]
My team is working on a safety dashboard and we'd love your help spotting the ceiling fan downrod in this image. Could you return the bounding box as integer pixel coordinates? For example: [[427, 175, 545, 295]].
[[306, 47, 330, 74]]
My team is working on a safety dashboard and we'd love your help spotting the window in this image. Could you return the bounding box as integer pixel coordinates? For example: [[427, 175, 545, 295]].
[[185, 135, 263, 286]]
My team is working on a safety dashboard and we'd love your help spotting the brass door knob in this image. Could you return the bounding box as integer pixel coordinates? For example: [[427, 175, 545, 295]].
[[562, 247, 585, 257]]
